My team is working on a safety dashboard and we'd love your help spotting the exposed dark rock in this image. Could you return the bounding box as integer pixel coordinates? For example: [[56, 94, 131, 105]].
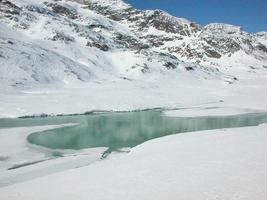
[[88, 24, 108, 30], [26, 5, 54, 16], [51, 32, 75, 43], [233, 76, 238, 80], [185, 66, 194, 71], [202, 36, 241, 54], [0, 0, 21, 15], [145, 10, 201, 35], [205, 49, 221, 58], [87, 41, 109, 51], [167, 46, 182, 54], [143, 35, 177, 47], [7, 40, 14, 44], [86, 2, 136, 22], [159, 52, 178, 60], [21, 12, 37, 22], [141, 63, 149, 73], [256, 43, 267, 53], [47, 3, 78, 19], [16, 22, 29, 29], [183, 47, 203, 59], [164, 62, 177, 69], [130, 63, 150, 73], [114, 33, 149, 50], [121, 77, 132, 81]]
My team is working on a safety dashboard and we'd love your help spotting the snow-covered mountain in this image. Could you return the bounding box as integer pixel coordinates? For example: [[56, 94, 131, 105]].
[[1, 0, 266, 88]]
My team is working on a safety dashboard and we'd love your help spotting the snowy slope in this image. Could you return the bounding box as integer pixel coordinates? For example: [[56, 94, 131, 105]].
[[2, 0, 265, 88], [1, 124, 267, 200], [0, 0, 267, 116], [0, 24, 95, 87]]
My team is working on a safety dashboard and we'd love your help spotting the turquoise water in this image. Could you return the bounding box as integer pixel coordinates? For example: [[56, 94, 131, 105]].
[[9, 110, 265, 150]]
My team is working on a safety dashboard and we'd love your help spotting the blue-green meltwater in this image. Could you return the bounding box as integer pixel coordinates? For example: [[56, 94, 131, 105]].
[[1, 110, 267, 150]]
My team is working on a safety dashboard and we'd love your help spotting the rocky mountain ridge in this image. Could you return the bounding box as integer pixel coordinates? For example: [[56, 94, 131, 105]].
[[0, 0, 267, 87]]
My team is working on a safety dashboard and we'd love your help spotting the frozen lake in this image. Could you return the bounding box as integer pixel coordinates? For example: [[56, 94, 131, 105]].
[[1, 110, 267, 151]]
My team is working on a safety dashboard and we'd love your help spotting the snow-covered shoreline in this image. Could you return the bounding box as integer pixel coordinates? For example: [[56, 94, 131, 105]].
[[1, 70, 267, 118], [1, 123, 267, 200], [0, 124, 107, 187]]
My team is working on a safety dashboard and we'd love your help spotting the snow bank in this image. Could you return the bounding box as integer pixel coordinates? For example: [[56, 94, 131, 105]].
[[164, 107, 264, 117], [0, 125, 105, 186], [1, 124, 267, 200]]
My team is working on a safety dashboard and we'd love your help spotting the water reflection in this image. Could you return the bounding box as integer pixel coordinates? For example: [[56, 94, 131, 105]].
[[27, 111, 267, 150]]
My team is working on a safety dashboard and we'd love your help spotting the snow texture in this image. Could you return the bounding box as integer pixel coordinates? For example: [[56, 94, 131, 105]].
[[1, 124, 267, 200]]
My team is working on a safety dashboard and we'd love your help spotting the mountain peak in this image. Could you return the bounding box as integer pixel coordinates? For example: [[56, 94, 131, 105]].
[[145, 9, 194, 25], [0, 0, 267, 88], [85, 0, 131, 10], [204, 23, 244, 35]]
